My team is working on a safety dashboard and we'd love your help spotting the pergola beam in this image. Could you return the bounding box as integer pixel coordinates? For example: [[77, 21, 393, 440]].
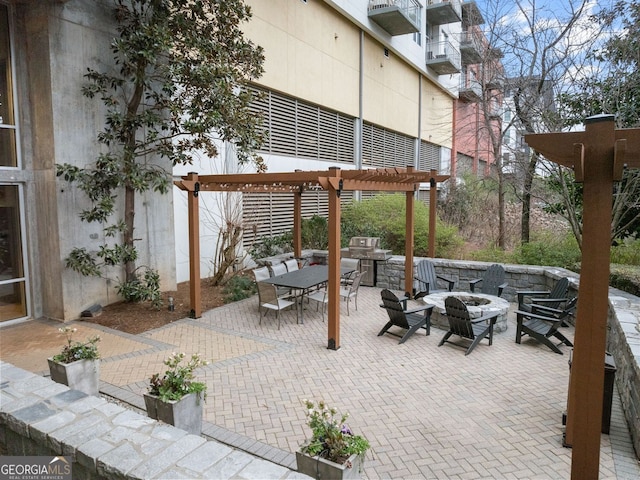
[[175, 166, 449, 349]]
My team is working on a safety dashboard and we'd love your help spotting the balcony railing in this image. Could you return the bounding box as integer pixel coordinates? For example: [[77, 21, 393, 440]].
[[426, 40, 461, 74], [459, 74, 482, 102], [426, 0, 462, 25], [461, 0, 485, 26], [459, 30, 483, 65], [368, 0, 421, 36]]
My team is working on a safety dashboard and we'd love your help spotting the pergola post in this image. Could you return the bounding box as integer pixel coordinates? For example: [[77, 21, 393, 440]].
[[327, 167, 342, 350], [565, 117, 614, 478], [293, 189, 302, 259], [186, 172, 201, 319], [404, 167, 415, 297], [525, 115, 640, 479], [428, 169, 437, 258]]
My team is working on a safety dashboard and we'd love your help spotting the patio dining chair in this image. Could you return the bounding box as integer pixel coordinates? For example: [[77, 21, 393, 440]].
[[285, 258, 299, 272], [340, 258, 360, 286], [268, 262, 294, 298], [438, 296, 498, 355], [256, 281, 296, 329], [307, 288, 329, 321], [339, 270, 365, 315]]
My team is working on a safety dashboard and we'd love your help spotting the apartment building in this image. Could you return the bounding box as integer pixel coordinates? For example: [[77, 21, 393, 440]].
[[174, 0, 498, 281], [1, 0, 496, 324]]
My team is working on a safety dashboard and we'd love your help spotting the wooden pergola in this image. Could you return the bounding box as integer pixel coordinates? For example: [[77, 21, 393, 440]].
[[525, 115, 640, 479], [175, 166, 449, 350]]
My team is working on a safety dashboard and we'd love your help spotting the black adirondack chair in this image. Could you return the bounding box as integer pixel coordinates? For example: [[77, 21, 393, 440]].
[[469, 264, 508, 297], [413, 259, 455, 299], [517, 277, 570, 312], [438, 296, 498, 355], [514, 297, 577, 354], [378, 289, 433, 344]]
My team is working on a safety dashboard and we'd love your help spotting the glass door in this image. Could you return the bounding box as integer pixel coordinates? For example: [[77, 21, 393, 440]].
[[0, 184, 27, 321], [0, 3, 29, 322]]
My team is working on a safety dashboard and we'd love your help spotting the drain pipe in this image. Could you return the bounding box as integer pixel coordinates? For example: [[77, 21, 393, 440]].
[[355, 29, 364, 202]]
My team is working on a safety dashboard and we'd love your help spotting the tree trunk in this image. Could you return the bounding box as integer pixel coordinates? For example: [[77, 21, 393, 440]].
[[124, 184, 136, 283], [521, 152, 539, 244]]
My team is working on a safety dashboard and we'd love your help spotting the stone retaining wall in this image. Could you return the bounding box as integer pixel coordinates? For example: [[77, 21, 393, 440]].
[[0, 362, 298, 479]]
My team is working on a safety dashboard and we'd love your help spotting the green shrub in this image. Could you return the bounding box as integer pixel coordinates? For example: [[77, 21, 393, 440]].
[[341, 193, 463, 258], [611, 239, 640, 266], [116, 268, 162, 308], [510, 232, 581, 270], [222, 275, 257, 303], [469, 245, 510, 263], [248, 232, 293, 259], [301, 215, 328, 249], [610, 264, 640, 297]]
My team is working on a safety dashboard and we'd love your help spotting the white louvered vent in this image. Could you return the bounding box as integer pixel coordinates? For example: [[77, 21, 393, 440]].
[[419, 140, 440, 171], [248, 85, 356, 164], [243, 190, 354, 249]]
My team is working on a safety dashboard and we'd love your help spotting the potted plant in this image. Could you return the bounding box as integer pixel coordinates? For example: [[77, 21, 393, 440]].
[[143, 352, 208, 435], [47, 326, 101, 396], [297, 400, 370, 480]]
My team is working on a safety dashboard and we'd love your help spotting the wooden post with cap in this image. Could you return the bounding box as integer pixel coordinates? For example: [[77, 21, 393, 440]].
[[525, 115, 640, 479]]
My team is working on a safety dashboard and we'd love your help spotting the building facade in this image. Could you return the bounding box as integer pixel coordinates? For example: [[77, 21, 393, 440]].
[[174, 0, 494, 282], [2, 0, 495, 325], [1, 0, 176, 324]]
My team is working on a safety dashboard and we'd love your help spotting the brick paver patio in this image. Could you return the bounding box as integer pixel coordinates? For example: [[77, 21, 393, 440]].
[[1, 285, 639, 479]]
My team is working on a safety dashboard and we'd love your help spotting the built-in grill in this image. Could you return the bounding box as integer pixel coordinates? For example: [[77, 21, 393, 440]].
[[341, 237, 392, 287]]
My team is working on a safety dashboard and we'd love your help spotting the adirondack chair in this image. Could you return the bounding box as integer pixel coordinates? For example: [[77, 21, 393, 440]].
[[413, 259, 455, 299], [438, 296, 498, 355], [517, 277, 570, 312], [515, 298, 577, 354], [469, 264, 508, 297], [378, 289, 433, 344]]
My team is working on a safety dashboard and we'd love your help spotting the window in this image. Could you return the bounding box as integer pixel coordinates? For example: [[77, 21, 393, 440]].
[[0, 3, 17, 168], [0, 3, 29, 322]]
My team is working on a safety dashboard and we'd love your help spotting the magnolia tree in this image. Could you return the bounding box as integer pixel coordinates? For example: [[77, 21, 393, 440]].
[[57, 0, 265, 304]]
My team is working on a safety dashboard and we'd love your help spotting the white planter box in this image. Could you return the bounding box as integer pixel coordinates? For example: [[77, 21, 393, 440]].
[[296, 451, 365, 480], [144, 392, 203, 435], [47, 358, 100, 396]]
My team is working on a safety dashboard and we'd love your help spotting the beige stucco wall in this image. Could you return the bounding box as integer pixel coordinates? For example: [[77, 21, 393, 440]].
[[245, 0, 451, 140], [421, 77, 453, 148], [361, 34, 419, 136], [244, 0, 360, 117]]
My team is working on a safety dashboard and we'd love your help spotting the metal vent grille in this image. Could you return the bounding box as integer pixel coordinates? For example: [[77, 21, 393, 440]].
[[362, 122, 416, 168], [248, 85, 356, 163], [419, 140, 440, 171], [242, 190, 354, 249]]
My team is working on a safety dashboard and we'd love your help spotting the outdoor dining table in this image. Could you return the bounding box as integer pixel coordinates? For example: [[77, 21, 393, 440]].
[[262, 265, 355, 324]]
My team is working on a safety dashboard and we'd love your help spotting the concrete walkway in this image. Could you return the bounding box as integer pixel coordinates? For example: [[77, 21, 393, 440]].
[[1, 286, 639, 479]]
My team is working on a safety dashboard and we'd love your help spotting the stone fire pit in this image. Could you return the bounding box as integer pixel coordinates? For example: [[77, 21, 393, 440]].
[[422, 292, 510, 333]]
